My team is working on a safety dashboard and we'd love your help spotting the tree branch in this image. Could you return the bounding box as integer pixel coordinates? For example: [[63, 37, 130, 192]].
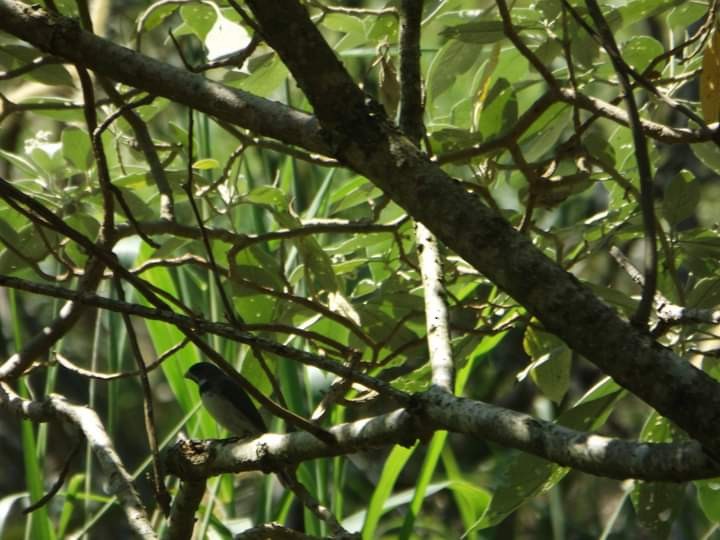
[[163, 478, 205, 540], [583, 0, 657, 330], [0, 383, 156, 539], [398, 0, 454, 393], [0, 0, 329, 154], [164, 388, 720, 483], [5, 0, 720, 463], [240, 0, 720, 459], [0, 273, 409, 403]]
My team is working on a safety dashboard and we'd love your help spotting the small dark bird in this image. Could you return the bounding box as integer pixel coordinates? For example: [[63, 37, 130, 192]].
[[185, 362, 266, 438], [187, 363, 307, 532]]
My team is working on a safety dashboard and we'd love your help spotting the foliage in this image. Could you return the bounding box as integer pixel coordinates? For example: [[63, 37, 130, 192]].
[[0, 0, 719, 538]]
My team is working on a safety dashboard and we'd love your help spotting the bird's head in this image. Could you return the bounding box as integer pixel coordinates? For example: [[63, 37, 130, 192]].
[[185, 362, 224, 385]]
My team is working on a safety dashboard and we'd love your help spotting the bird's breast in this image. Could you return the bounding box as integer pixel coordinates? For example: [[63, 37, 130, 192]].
[[201, 390, 262, 438]]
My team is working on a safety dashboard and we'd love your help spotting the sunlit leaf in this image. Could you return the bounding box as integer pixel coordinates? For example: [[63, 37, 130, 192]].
[[192, 158, 220, 170], [701, 30, 720, 124]]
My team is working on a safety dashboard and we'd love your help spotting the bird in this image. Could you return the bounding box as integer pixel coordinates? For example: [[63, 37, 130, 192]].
[[185, 362, 266, 438], [186, 363, 309, 534]]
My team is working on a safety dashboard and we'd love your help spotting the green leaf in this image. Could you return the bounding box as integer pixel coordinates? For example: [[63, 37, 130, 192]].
[[62, 127, 92, 171], [192, 158, 220, 170], [663, 170, 700, 226], [443, 454, 491, 540], [18, 97, 85, 122], [439, 20, 505, 44], [668, 2, 708, 27], [30, 62, 75, 87], [114, 186, 155, 221], [0, 149, 42, 177], [242, 185, 343, 294], [25, 137, 65, 178], [686, 277, 720, 309], [114, 169, 192, 192], [140, 3, 178, 31], [180, 3, 217, 41], [521, 326, 571, 403], [330, 177, 381, 214], [362, 444, 417, 539], [697, 480, 720, 523], [57, 474, 85, 539], [613, 0, 685, 29], [692, 141, 720, 174], [243, 185, 287, 209], [630, 413, 685, 538], [677, 229, 720, 262], [429, 128, 484, 155], [126, 97, 170, 123], [478, 78, 518, 141], [327, 290, 361, 325], [0, 220, 60, 274], [398, 430, 448, 539], [584, 281, 637, 316], [205, 13, 251, 61], [323, 13, 367, 51], [230, 264, 284, 294], [530, 351, 571, 404], [426, 39, 481, 103], [229, 53, 289, 96], [367, 11, 398, 42], [622, 36, 665, 74]]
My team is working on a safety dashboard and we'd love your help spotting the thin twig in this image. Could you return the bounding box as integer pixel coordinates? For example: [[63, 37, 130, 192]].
[[0, 56, 63, 80], [76, 65, 114, 241], [184, 107, 240, 325], [583, 0, 657, 330], [610, 247, 720, 328], [54, 338, 190, 381], [23, 439, 82, 514], [0, 273, 410, 404], [276, 469, 356, 538], [93, 92, 162, 247], [496, 0, 559, 89], [98, 79, 175, 222], [113, 277, 171, 515]]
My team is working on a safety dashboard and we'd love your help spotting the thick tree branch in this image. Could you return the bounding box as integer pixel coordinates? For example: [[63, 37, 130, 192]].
[[414, 224, 454, 392], [4, 0, 720, 462], [241, 0, 720, 458], [163, 478, 205, 540], [164, 388, 719, 482], [0, 0, 330, 155]]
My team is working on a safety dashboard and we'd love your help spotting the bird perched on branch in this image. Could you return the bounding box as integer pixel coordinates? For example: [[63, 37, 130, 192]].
[[186, 362, 350, 536], [185, 362, 266, 438]]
